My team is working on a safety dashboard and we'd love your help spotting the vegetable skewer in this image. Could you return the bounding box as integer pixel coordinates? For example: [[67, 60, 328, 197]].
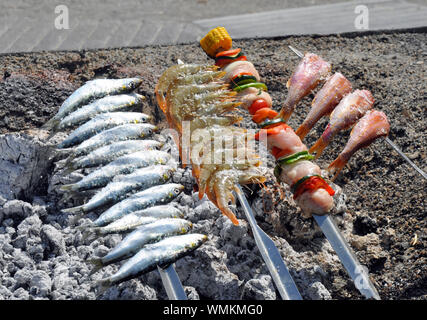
[[200, 27, 381, 299]]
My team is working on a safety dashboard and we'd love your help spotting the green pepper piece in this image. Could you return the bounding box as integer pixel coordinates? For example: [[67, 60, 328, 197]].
[[260, 118, 286, 128], [233, 82, 267, 92], [277, 151, 315, 166], [230, 75, 257, 89]]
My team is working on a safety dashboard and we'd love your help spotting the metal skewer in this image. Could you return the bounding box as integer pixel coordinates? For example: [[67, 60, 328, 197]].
[[288, 45, 427, 181], [235, 185, 303, 300], [288, 45, 381, 299], [385, 137, 427, 180], [313, 214, 380, 300], [158, 264, 188, 300]]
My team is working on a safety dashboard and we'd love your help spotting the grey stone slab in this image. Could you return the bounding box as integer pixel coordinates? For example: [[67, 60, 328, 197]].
[[104, 20, 143, 49], [83, 20, 122, 50], [131, 20, 163, 46], [56, 20, 98, 51], [154, 21, 186, 45], [32, 17, 80, 52], [9, 21, 53, 53], [0, 17, 31, 53], [175, 22, 205, 44], [194, 0, 427, 39]]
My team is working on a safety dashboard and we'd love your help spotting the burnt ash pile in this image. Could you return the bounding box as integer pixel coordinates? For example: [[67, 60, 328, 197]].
[[0, 30, 425, 300]]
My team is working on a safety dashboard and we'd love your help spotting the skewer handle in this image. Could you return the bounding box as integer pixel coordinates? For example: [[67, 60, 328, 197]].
[[235, 184, 303, 300], [158, 264, 188, 300]]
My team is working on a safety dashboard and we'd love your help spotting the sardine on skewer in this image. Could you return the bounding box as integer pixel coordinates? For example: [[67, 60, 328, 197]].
[[91, 183, 184, 227], [58, 112, 151, 149], [64, 123, 158, 158], [97, 233, 207, 293], [62, 165, 175, 214], [60, 150, 171, 192], [44, 77, 143, 131], [66, 139, 163, 172], [83, 205, 184, 237], [58, 93, 145, 130], [89, 218, 193, 275]]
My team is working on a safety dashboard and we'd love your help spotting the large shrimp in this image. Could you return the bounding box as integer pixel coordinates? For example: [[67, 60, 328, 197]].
[[207, 168, 266, 225], [155, 64, 218, 112]]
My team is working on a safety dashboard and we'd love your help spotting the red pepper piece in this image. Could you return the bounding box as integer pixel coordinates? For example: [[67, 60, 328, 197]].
[[215, 55, 247, 68], [215, 48, 241, 58], [293, 176, 335, 200], [248, 99, 270, 115], [252, 108, 278, 124]]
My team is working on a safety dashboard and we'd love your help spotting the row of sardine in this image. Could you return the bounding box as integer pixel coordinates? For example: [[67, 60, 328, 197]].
[[44, 77, 207, 295]]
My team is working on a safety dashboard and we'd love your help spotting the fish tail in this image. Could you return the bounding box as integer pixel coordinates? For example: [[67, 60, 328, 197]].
[[88, 258, 104, 276], [62, 205, 85, 214], [198, 188, 205, 200], [96, 278, 112, 297], [295, 123, 310, 140], [54, 147, 74, 157], [60, 183, 78, 192], [328, 155, 348, 182], [309, 137, 328, 159], [275, 104, 292, 123], [82, 226, 102, 241], [68, 212, 85, 226], [62, 160, 77, 175], [42, 117, 60, 131]]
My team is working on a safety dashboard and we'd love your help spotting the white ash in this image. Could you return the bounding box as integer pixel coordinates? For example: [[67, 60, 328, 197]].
[[0, 130, 385, 300]]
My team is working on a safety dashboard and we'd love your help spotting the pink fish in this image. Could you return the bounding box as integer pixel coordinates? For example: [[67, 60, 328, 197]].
[[295, 72, 352, 140], [309, 89, 375, 158], [277, 53, 331, 122], [328, 110, 390, 180]]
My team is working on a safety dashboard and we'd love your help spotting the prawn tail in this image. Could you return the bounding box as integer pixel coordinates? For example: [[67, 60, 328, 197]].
[[42, 117, 60, 132]]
